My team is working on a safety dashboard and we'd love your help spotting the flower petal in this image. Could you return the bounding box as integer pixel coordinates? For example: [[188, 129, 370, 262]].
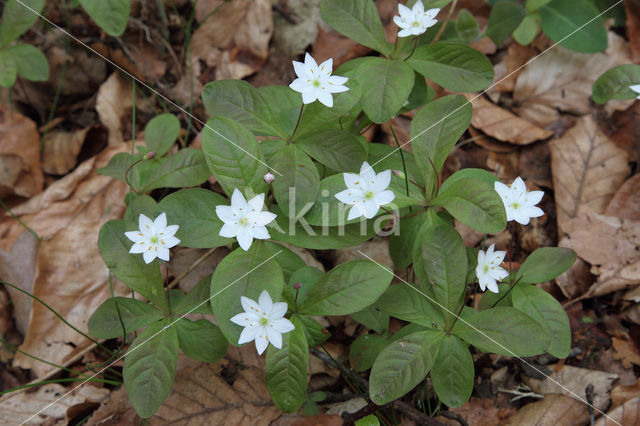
[[129, 241, 147, 254], [139, 213, 154, 232], [250, 225, 270, 240], [162, 236, 180, 249], [523, 205, 544, 219], [236, 227, 254, 251], [373, 170, 392, 192], [412, 0, 424, 14], [398, 3, 412, 17], [231, 189, 247, 210], [125, 231, 145, 243], [511, 176, 527, 195], [162, 224, 179, 237], [424, 7, 440, 19], [316, 90, 334, 107], [271, 318, 295, 334], [335, 189, 360, 205], [241, 296, 261, 315], [266, 326, 283, 349], [359, 161, 376, 183], [362, 199, 380, 219], [630, 84, 640, 94], [289, 78, 311, 93], [318, 57, 333, 75], [248, 193, 265, 212], [248, 210, 277, 226], [219, 223, 238, 238], [374, 190, 395, 206], [494, 181, 511, 200], [143, 249, 156, 264], [258, 290, 273, 313], [238, 325, 258, 344], [157, 246, 170, 262], [255, 333, 269, 355], [524, 190, 544, 206], [292, 60, 309, 79], [216, 205, 236, 223], [230, 312, 259, 326], [304, 52, 318, 70], [486, 278, 499, 294], [302, 89, 318, 104], [269, 302, 288, 319], [397, 28, 413, 37], [154, 212, 167, 230], [347, 205, 363, 220]]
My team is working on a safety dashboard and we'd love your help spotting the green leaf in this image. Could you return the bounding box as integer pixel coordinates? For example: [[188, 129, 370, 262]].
[[270, 145, 320, 217], [9, 43, 48, 81], [176, 319, 228, 363], [157, 188, 230, 249], [407, 43, 494, 92], [433, 177, 507, 233], [88, 297, 163, 339], [376, 284, 445, 329], [295, 129, 367, 172], [350, 306, 389, 334], [539, 0, 607, 53], [268, 206, 377, 249], [477, 283, 512, 310], [125, 192, 157, 219], [0, 50, 17, 87], [299, 314, 330, 347], [300, 260, 393, 316], [256, 86, 301, 135], [511, 284, 571, 358], [201, 116, 268, 196], [389, 210, 426, 270], [455, 9, 480, 41], [525, 0, 551, 12], [286, 266, 323, 308], [350, 334, 389, 372], [139, 148, 210, 192], [96, 152, 139, 182], [98, 220, 166, 309], [173, 276, 214, 315], [265, 316, 309, 413], [201, 79, 285, 137], [210, 243, 285, 344], [0, 0, 45, 46], [320, 0, 390, 55], [410, 95, 472, 198], [466, 247, 479, 285], [402, 73, 435, 113], [513, 14, 540, 45], [262, 241, 307, 283], [486, 1, 526, 46], [80, 0, 131, 37], [453, 307, 549, 356], [439, 168, 500, 193], [357, 58, 415, 124], [517, 247, 576, 283], [592, 64, 640, 104], [414, 219, 467, 328], [369, 329, 444, 405], [144, 113, 180, 157], [123, 321, 179, 418], [430, 335, 474, 407]]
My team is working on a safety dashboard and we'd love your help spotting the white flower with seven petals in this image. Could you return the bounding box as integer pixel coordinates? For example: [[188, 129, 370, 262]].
[[230, 290, 295, 355], [335, 162, 395, 220], [289, 52, 349, 107], [630, 84, 640, 99], [124, 213, 180, 264], [494, 177, 544, 225], [475, 244, 509, 294], [394, 1, 439, 38], [216, 189, 277, 251]]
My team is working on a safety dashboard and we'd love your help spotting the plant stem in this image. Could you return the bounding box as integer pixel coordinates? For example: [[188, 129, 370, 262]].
[[167, 247, 218, 290], [0, 377, 121, 397], [404, 36, 419, 61], [390, 124, 412, 212], [290, 104, 305, 140], [431, 0, 458, 45], [128, 79, 137, 221], [0, 199, 41, 241], [1, 281, 112, 355]]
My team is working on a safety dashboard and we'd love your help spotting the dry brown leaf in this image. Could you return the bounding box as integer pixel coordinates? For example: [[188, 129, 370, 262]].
[[41, 127, 91, 175], [610, 379, 640, 409], [0, 145, 130, 376], [313, 27, 371, 68], [445, 397, 511, 426], [0, 105, 44, 199], [496, 44, 537, 94], [550, 115, 630, 233], [625, 0, 640, 64], [555, 258, 594, 299], [190, 0, 273, 81], [334, 240, 393, 268], [605, 174, 640, 221], [466, 95, 553, 145], [88, 359, 280, 425], [167, 246, 229, 293], [505, 394, 589, 426], [595, 395, 640, 426], [560, 213, 640, 297], [513, 33, 630, 126], [0, 383, 109, 425], [524, 365, 618, 412], [290, 414, 344, 426], [612, 337, 640, 369]]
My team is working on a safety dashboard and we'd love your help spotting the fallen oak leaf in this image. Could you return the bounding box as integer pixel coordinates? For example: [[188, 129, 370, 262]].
[[504, 394, 589, 426], [550, 115, 630, 234], [612, 337, 640, 369], [604, 173, 640, 221], [595, 395, 640, 426]]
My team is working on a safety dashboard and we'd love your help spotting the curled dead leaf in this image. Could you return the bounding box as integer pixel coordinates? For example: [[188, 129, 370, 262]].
[[605, 174, 640, 221], [42, 127, 92, 175], [595, 395, 640, 426], [550, 115, 630, 233], [505, 394, 589, 426], [0, 104, 44, 199]]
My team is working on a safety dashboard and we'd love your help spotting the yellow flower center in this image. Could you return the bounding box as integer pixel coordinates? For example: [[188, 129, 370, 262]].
[[239, 217, 249, 226], [365, 191, 374, 200], [313, 80, 321, 87], [150, 235, 159, 244], [259, 317, 269, 325], [483, 265, 489, 273]]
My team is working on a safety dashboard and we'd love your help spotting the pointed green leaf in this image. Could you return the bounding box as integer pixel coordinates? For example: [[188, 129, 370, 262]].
[[407, 43, 494, 92], [157, 188, 230, 248], [88, 297, 163, 339], [516, 247, 576, 283], [320, 0, 390, 55], [173, 276, 214, 315], [9, 44, 49, 82], [358, 58, 414, 123], [592, 64, 640, 104], [139, 148, 210, 192], [350, 306, 389, 334], [513, 14, 540, 45], [270, 145, 320, 217], [80, 0, 130, 36], [350, 334, 389, 372], [486, 1, 526, 46], [144, 113, 180, 157], [265, 316, 309, 413], [375, 284, 444, 329], [176, 318, 228, 363], [369, 329, 444, 405], [296, 129, 367, 172], [300, 260, 393, 316], [299, 314, 330, 347], [539, 0, 607, 53], [201, 116, 268, 196], [511, 284, 571, 358], [0, 0, 45, 46], [431, 335, 474, 407], [453, 307, 549, 356], [0, 50, 17, 87], [124, 321, 179, 418]]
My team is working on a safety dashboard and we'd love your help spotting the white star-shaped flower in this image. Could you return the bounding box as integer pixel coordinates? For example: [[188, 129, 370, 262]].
[[230, 290, 295, 355], [494, 177, 544, 225], [124, 213, 180, 264], [215, 189, 277, 251], [393, 1, 439, 38], [289, 52, 349, 108], [630, 84, 640, 99], [475, 244, 509, 294], [334, 161, 395, 220]]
